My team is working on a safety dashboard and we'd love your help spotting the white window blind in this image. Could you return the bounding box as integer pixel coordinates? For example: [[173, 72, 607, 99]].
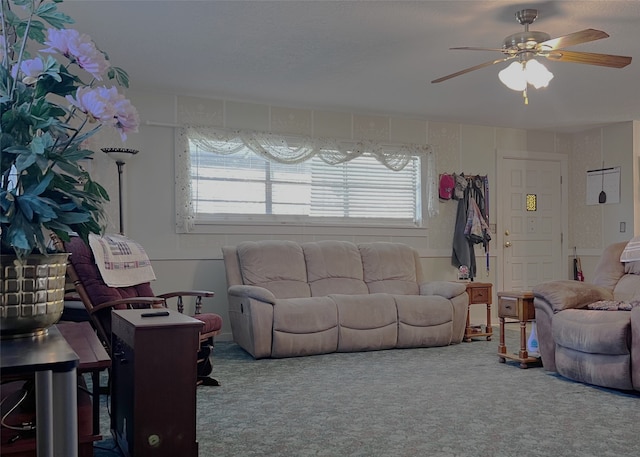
[[175, 126, 437, 232], [309, 155, 419, 220], [190, 142, 421, 225]]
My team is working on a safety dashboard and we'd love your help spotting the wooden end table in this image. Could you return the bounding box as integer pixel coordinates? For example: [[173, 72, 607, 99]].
[[462, 282, 493, 342], [497, 290, 541, 368], [0, 326, 79, 457], [57, 321, 111, 436]]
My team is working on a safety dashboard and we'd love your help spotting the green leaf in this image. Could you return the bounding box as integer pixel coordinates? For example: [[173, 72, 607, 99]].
[[16, 194, 59, 222], [35, 3, 75, 29], [108, 66, 130, 88], [0, 65, 11, 99], [14, 19, 47, 44], [34, 154, 50, 174], [58, 202, 79, 212], [6, 216, 33, 251], [30, 133, 54, 156], [26, 171, 55, 196], [14, 149, 37, 173], [38, 65, 82, 98], [50, 228, 72, 244], [53, 159, 83, 177], [56, 211, 91, 224], [60, 148, 94, 163], [12, 0, 34, 7], [2, 7, 22, 27], [0, 189, 15, 217], [86, 180, 110, 201], [45, 220, 74, 234], [40, 56, 63, 83]]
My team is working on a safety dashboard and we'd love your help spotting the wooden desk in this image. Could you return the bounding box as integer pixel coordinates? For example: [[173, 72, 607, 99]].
[[497, 291, 541, 369], [57, 321, 111, 435], [462, 282, 493, 342]]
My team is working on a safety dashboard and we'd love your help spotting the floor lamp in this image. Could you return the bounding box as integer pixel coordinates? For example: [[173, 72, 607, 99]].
[[102, 148, 138, 235]]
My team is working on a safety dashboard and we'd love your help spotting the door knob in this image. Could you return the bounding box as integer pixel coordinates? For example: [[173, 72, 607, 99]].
[[504, 241, 512, 248]]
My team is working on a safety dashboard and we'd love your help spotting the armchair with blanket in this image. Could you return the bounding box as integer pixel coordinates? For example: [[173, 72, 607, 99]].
[[53, 233, 223, 386]]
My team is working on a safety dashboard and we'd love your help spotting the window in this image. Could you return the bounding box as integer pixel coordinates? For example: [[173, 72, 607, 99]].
[[189, 140, 422, 226]]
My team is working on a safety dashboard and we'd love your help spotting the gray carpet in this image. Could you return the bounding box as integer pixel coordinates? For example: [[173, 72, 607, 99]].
[[95, 325, 640, 456]]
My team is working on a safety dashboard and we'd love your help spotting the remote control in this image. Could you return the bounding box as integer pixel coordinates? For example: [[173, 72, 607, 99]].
[[141, 311, 170, 318]]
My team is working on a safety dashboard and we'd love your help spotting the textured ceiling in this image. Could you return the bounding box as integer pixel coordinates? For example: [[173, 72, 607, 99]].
[[63, 1, 640, 133]]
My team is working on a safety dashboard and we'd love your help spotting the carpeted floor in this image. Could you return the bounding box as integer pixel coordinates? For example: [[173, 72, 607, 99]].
[[94, 325, 640, 457]]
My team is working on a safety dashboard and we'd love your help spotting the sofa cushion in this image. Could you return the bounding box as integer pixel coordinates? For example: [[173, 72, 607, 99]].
[[359, 242, 420, 295], [592, 241, 627, 290], [272, 297, 339, 358], [330, 293, 398, 352], [613, 274, 640, 302], [395, 295, 453, 348], [302, 241, 368, 296], [237, 241, 311, 298], [420, 281, 466, 299], [554, 346, 633, 391], [273, 297, 338, 333], [553, 309, 631, 355]]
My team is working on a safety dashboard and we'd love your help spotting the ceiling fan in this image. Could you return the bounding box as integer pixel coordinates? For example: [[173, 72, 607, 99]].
[[431, 8, 632, 102]]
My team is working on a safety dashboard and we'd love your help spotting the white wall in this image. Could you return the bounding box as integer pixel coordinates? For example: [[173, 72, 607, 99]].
[[567, 122, 638, 281], [87, 89, 637, 338]]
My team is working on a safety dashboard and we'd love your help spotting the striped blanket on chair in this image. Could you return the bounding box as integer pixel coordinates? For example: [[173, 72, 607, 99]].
[[88, 234, 156, 287]]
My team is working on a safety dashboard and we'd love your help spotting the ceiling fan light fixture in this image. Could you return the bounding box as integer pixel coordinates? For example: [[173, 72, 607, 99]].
[[498, 59, 553, 92], [525, 59, 554, 88], [498, 61, 527, 91]]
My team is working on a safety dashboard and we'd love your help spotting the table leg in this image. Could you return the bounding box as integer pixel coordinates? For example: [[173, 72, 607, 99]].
[[92, 370, 101, 435], [35, 370, 54, 457], [486, 302, 492, 341], [498, 317, 506, 362], [53, 368, 78, 457], [518, 320, 529, 360], [464, 302, 472, 342]]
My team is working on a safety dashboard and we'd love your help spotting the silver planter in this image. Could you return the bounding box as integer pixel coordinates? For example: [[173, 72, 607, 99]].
[[0, 253, 69, 339]]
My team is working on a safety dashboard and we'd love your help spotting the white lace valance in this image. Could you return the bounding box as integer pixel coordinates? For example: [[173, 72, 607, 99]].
[[175, 126, 438, 232]]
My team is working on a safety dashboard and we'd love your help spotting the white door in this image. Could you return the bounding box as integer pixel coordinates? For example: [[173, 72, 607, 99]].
[[498, 151, 567, 292]]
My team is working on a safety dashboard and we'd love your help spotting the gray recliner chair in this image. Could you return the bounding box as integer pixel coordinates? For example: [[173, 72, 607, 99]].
[[532, 241, 640, 392]]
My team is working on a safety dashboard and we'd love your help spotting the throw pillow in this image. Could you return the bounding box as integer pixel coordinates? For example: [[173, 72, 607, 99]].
[[620, 236, 640, 262]]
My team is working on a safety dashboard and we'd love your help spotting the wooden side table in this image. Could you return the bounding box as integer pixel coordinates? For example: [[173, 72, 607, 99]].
[[463, 282, 493, 342], [111, 309, 202, 457], [57, 321, 111, 436], [497, 290, 541, 368], [0, 326, 79, 457], [1, 322, 110, 457]]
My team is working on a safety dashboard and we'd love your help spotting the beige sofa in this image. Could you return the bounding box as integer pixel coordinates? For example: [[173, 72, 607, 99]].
[[533, 241, 640, 392], [222, 240, 469, 358]]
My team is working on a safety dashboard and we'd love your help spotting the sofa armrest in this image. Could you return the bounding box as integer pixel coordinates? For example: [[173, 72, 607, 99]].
[[532, 280, 613, 312], [420, 281, 467, 299], [228, 285, 277, 305], [631, 307, 640, 391]]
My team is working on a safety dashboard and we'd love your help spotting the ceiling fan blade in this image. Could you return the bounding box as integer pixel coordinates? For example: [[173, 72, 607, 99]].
[[431, 57, 514, 83], [539, 28, 609, 50], [545, 50, 631, 68], [450, 46, 505, 52]]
